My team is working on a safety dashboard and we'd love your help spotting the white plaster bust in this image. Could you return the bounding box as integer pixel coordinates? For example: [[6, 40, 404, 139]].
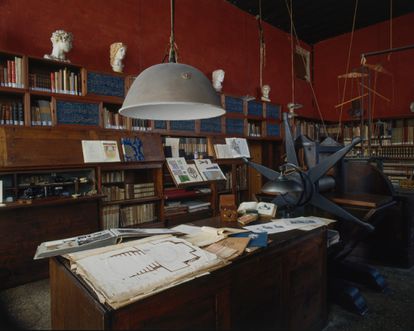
[[110, 42, 127, 73], [212, 69, 225, 92], [261, 84, 271, 102], [44, 30, 73, 62]]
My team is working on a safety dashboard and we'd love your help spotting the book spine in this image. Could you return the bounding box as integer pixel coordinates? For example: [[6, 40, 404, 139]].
[[11, 60, 16, 87], [18, 102, 24, 125], [50, 72, 55, 93], [63, 68, 67, 93], [7, 61, 12, 87], [12, 102, 18, 125]]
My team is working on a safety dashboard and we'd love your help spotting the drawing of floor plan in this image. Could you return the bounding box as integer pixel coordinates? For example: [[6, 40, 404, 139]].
[[69, 235, 227, 309]]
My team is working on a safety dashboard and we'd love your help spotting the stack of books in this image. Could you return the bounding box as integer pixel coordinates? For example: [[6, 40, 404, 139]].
[[164, 201, 188, 217], [182, 200, 211, 213]]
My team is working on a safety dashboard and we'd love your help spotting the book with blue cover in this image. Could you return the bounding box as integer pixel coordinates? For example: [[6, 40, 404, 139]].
[[121, 137, 144, 162], [229, 231, 268, 248]]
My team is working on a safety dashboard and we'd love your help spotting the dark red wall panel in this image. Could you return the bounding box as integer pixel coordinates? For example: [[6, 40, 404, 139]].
[[314, 13, 414, 122], [0, 0, 315, 115]]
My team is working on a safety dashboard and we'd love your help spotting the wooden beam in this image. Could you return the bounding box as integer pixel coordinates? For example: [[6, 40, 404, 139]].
[[334, 93, 368, 109]]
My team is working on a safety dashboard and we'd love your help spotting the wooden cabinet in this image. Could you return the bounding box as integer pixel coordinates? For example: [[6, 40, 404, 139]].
[[0, 195, 101, 289], [50, 217, 327, 331]]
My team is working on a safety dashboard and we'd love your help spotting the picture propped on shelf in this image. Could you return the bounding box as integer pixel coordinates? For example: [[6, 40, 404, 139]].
[[121, 137, 144, 162], [214, 137, 251, 159], [82, 140, 121, 163], [194, 159, 226, 181], [166, 158, 204, 185]]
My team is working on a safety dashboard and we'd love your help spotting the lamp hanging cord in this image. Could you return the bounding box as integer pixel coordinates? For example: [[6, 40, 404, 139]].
[[289, 0, 294, 109], [256, 0, 265, 88], [166, 0, 178, 63], [388, 0, 393, 61]]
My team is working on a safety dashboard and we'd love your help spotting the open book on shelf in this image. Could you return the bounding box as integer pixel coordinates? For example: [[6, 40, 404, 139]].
[[166, 158, 226, 185], [81, 140, 121, 163], [214, 137, 250, 159], [33, 228, 183, 260], [165, 157, 205, 185]]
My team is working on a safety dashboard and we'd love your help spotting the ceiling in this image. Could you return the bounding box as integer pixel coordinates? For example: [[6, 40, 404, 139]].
[[226, 0, 414, 44]]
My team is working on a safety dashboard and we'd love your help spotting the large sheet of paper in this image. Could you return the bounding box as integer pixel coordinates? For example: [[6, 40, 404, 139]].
[[244, 217, 329, 234], [67, 235, 228, 309], [82, 140, 120, 163]]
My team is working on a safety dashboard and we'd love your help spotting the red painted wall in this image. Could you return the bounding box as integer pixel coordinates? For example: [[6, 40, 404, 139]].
[[314, 13, 414, 122], [0, 0, 314, 114]]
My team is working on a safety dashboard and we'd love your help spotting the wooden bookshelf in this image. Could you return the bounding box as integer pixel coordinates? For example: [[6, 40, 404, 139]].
[[0, 49, 286, 288]]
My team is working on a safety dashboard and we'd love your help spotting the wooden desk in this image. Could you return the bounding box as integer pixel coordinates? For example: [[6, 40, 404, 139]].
[[50, 217, 327, 331]]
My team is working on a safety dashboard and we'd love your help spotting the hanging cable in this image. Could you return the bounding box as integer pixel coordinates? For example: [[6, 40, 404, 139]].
[[337, 0, 359, 140], [257, 0, 265, 88], [284, 0, 327, 136], [163, 0, 179, 63], [388, 0, 393, 61], [289, 0, 295, 108]]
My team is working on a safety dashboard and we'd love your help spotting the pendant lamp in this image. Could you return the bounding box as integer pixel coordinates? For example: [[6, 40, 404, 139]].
[[119, 0, 224, 120]]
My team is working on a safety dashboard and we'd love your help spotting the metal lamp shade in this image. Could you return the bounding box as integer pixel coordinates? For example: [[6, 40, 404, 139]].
[[119, 63, 225, 120], [261, 175, 303, 195]]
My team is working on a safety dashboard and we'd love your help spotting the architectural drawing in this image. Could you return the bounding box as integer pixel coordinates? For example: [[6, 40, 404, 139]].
[[69, 235, 227, 309]]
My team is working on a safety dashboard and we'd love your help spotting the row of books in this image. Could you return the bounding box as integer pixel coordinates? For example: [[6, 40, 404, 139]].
[[247, 121, 262, 137], [295, 120, 321, 141], [101, 171, 124, 183], [102, 205, 120, 229], [29, 68, 81, 95], [0, 57, 24, 88], [216, 170, 232, 192], [164, 201, 189, 217], [120, 203, 156, 227], [128, 182, 155, 199], [164, 200, 211, 217], [131, 119, 152, 131], [103, 107, 128, 130], [101, 185, 126, 201], [163, 137, 208, 159], [0, 101, 24, 125], [375, 146, 414, 159], [30, 100, 52, 126], [102, 183, 155, 201], [236, 164, 248, 190]]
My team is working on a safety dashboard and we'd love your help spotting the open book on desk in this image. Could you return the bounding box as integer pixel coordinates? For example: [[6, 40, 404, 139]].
[[34, 228, 183, 260]]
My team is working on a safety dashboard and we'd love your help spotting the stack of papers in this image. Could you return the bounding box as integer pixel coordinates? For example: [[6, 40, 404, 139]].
[[67, 235, 228, 309], [243, 216, 335, 234]]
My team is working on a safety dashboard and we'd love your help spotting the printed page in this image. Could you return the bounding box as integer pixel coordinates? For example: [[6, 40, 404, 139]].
[[70, 236, 227, 309], [82, 140, 120, 163], [225, 137, 250, 158], [165, 137, 180, 158]]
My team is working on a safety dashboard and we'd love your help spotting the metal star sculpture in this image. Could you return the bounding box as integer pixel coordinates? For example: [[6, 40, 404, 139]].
[[244, 114, 374, 232]]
